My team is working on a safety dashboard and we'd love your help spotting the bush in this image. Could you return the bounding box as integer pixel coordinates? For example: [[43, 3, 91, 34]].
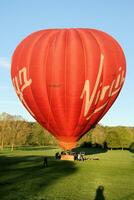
[[80, 141, 92, 148]]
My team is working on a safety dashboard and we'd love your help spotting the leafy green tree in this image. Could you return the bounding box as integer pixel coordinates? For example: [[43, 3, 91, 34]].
[[8, 120, 30, 151], [106, 130, 120, 149], [91, 124, 106, 147], [26, 122, 57, 146], [0, 120, 8, 150], [25, 122, 43, 145], [106, 127, 133, 149]]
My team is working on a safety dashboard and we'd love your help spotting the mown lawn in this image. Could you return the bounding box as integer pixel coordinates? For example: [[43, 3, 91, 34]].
[[0, 146, 134, 200]]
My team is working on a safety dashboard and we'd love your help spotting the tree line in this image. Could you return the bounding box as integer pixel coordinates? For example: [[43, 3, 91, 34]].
[[79, 125, 134, 151], [0, 113, 134, 151]]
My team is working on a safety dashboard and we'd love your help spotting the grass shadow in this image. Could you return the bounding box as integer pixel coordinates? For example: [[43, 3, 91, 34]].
[[0, 154, 77, 200], [3, 146, 58, 151], [129, 142, 134, 153], [72, 147, 107, 155]]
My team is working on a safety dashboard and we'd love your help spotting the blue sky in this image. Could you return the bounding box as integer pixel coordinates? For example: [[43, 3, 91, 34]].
[[0, 0, 134, 126]]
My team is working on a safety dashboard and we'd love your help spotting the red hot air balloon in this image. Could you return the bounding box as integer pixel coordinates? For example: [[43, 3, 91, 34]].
[[11, 28, 126, 150]]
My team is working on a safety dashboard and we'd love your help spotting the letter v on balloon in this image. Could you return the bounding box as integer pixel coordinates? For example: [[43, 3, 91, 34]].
[[80, 54, 125, 120]]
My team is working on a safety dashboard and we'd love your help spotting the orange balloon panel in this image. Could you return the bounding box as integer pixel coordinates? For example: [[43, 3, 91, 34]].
[[11, 28, 126, 149]]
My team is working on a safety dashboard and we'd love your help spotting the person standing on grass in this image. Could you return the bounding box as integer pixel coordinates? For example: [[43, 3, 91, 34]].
[[77, 153, 84, 161], [43, 156, 48, 167]]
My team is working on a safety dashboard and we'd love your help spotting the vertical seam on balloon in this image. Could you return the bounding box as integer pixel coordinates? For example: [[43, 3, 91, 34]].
[[44, 30, 61, 136], [27, 31, 51, 121], [40, 31, 57, 134], [89, 31, 118, 121], [73, 29, 87, 139], [82, 30, 117, 132], [93, 33, 124, 123], [88, 30, 104, 108], [28, 33, 49, 116], [27, 31, 59, 135], [15, 31, 46, 120], [76, 29, 103, 138], [64, 30, 68, 119], [81, 30, 105, 134], [46, 33, 54, 130]]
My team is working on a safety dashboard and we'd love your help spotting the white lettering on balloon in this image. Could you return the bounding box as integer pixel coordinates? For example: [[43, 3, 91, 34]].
[[12, 67, 35, 117], [80, 54, 125, 120]]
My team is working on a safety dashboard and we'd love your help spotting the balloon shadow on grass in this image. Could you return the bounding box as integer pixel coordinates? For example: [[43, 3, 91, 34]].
[[0, 155, 77, 200]]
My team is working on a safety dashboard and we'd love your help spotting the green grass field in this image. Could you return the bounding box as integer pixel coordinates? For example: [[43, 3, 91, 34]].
[[0, 147, 134, 200]]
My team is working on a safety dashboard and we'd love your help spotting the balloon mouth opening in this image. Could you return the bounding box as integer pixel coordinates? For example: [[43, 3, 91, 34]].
[[58, 141, 77, 150]]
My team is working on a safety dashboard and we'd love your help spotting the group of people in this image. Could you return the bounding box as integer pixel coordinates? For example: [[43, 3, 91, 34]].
[[55, 151, 85, 161], [43, 152, 99, 167]]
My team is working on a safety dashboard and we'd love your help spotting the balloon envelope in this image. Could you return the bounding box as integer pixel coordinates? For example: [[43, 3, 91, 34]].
[[11, 28, 126, 149]]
